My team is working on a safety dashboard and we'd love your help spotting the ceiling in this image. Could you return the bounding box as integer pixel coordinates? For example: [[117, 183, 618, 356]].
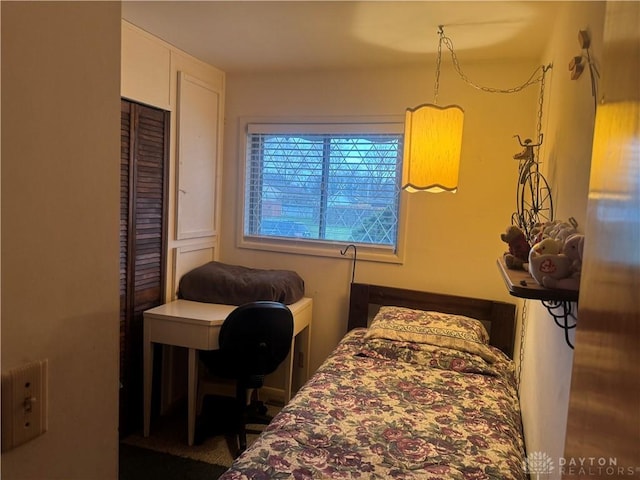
[[122, 1, 565, 74]]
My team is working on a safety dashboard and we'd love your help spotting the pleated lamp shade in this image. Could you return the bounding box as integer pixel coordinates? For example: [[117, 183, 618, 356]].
[[402, 103, 464, 193]]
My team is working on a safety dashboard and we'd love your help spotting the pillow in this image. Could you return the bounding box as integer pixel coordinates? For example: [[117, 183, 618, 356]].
[[365, 306, 490, 344], [178, 261, 304, 305], [363, 306, 500, 363]]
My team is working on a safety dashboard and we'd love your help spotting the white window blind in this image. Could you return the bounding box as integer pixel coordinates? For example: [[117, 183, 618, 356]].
[[243, 121, 404, 250]]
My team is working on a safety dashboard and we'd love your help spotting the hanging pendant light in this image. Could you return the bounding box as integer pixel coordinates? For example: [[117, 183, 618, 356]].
[[403, 103, 464, 193], [402, 26, 464, 193]]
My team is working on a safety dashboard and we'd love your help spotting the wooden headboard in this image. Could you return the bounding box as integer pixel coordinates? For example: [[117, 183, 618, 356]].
[[347, 283, 517, 358]]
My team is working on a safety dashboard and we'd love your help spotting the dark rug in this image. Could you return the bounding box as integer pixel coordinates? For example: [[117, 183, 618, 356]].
[[119, 443, 228, 480]]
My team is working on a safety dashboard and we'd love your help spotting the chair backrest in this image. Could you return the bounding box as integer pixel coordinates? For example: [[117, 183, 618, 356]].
[[218, 301, 294, 378]]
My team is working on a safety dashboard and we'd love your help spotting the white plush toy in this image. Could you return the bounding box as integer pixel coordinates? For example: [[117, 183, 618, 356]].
[[541, 234, 585, 291], [528, 237, 572, 286]]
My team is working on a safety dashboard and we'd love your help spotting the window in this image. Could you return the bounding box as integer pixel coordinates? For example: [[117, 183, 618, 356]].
[[240, 119, 406, 261]]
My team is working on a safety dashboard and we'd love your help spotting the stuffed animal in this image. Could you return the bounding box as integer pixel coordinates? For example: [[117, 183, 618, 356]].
[[501, 225, 531, 270], [528, 237, 571, 285], [530, 219, 578, 245], [530, 237, 563, 256], [542, 234, 585, 290]]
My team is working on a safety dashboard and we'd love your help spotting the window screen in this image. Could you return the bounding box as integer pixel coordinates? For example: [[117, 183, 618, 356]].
[[244, 122, 403, 250]]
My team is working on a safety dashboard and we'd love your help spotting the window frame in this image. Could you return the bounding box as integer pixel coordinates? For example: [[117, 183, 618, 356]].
[[236, 116, 408, 264]]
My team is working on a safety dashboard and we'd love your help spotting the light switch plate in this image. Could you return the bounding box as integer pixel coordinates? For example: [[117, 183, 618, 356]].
[[1, 360, 48, 452]]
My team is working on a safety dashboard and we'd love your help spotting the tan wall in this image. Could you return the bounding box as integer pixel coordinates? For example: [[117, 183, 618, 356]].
[[220, 61, 540, 373], [1, 2, 121, 479], [517, 1, 606, 474]]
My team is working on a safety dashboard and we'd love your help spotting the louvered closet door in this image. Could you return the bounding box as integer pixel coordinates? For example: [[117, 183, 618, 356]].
[[120, 99, 169, 436]]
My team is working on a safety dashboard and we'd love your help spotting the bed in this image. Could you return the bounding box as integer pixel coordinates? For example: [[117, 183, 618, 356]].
[[219, 283, 525, 480]]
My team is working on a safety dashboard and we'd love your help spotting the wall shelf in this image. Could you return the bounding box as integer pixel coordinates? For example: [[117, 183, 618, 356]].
[[497, 257, 578, 348], [496, 257, 579, 302]]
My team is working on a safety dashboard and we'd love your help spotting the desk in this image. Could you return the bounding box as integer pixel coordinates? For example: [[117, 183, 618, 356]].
[[143, 297, 312, 445]]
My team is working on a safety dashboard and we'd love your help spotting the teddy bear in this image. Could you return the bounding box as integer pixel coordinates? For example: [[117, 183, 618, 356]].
[[501, 225, 531, 270], [541, 234, 584, 290]]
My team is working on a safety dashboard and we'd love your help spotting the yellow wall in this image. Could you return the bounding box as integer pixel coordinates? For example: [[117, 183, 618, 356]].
[[1, 2, 121, 478], [219, 4, 607, 466], [518, 2, 606, 474], [220, 61, 540, 372]]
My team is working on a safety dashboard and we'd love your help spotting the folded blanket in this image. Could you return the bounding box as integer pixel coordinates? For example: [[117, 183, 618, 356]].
[[178, 261, 305, 305]]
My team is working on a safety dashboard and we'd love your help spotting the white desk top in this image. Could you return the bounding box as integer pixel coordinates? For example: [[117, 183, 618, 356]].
[[145, 300, 234, 325], [144, 297, 312, 326]]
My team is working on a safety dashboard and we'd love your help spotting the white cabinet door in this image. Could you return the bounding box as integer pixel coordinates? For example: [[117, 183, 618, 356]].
[[175, 72, 222, 240]]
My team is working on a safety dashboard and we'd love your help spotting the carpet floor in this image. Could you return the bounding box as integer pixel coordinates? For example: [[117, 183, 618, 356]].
[[120, 396, 280, 477], [119, 443, 228, 480]]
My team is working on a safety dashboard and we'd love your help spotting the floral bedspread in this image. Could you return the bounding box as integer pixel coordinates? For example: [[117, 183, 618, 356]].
[[219, 329, 525, 480]]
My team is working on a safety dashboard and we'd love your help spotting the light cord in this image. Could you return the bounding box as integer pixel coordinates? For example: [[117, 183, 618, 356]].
[[517, 299, 528, 392], [439, 30, 549, 94], [433, 25, 444, 104], [437, 27, 552, 167]]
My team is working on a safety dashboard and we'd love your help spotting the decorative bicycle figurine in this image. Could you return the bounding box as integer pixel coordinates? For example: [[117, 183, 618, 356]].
[[511, 134, 554, 240]]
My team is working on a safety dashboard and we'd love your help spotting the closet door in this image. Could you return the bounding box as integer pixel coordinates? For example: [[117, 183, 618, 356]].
[[120, 99, 169, 436]]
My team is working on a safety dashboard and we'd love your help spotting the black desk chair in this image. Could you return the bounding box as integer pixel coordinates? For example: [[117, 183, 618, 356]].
[[198, 301, 294, 456]]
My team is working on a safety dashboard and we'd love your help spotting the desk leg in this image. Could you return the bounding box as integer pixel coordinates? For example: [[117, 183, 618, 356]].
[[143, 330, 153, 437], [284, 338, 295, 403], [302, 324, 311, 385], [187, 348, 198, 446]]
